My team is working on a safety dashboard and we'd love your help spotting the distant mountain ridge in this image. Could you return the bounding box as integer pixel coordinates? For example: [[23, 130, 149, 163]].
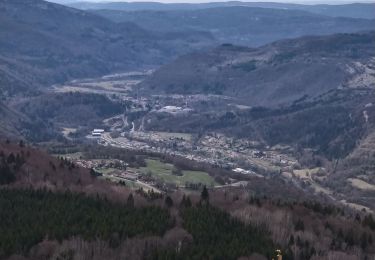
[[1, 0, 373, 98], [140, 31, 375, 106], [69, 1, 375, 19], [92, 6, 375, 46]]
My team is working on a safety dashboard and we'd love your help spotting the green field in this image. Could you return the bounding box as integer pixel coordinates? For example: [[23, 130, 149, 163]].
[[136, 159, 216, 187]]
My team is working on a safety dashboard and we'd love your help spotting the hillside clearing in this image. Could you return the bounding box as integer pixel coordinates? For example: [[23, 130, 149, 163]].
[[348, 178, 375, 191]]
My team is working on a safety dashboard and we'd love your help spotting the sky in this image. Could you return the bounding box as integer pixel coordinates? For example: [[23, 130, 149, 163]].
[[52, 0, 375, 3]]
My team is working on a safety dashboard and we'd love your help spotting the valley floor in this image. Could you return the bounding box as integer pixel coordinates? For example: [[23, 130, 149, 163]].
[[51, 71, 375, 213]]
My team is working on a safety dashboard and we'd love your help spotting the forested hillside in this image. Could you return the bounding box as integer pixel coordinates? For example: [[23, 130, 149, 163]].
[[143, 89, 372, 159], [0, 140, 374, 259], [14, 92, 126, 141], [1, 1, 375, 259], [0, 189, 171, 258], [141, 32, 375, 106], [0, 0, 213, 97]]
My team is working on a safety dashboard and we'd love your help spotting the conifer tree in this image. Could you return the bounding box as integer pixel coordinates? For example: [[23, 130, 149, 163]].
[[201, 185, 209, 202]]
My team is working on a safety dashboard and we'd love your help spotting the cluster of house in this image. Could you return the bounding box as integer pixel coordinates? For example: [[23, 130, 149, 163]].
[[73, 159, 128, 171], [233, 167, 255, 175]]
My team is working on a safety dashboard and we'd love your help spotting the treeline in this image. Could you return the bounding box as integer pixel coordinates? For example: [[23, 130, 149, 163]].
[[180, 205, 275, 259], [0, 147, 26, 184], [0, 189, 172, 258], [0, 186, 279, 259], [1, 185, 373, 259], [154, 187, 276, 259], [83, 145, 147, 168], [154, 204, 275, 259], [249, 195, 375, 258]]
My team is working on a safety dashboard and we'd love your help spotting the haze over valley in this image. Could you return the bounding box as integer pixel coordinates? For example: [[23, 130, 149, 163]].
[[0, 0, 375, 259]]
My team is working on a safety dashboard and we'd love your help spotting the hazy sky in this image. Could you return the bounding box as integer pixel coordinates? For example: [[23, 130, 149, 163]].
[[54, 0, 375, 3]]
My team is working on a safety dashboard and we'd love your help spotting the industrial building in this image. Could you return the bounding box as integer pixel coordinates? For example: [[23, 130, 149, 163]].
[[92, 129, 105, 137]]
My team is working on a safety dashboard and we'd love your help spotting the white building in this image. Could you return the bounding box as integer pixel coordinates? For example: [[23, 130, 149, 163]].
[[92, 129, 105, 137], [158, 106, 193, 115], [233, 167, 253, 175]]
